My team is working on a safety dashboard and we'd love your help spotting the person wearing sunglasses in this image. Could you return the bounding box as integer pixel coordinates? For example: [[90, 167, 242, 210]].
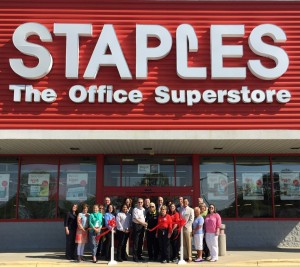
[[204, 204, 222, 262], [145, 202, 159, 261]]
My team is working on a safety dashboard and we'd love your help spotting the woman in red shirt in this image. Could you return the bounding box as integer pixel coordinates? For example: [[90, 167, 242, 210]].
[[156, 205, 172, 263], [168, 203, 180, 262]]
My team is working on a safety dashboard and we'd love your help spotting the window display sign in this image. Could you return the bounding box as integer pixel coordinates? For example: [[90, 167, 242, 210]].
[[207, 172, 228, 200], [242, 173, 264, 200], [27, 173, 50, 201], [66, 173, 88, 201], [0, 174, 10, 202], [138, 164, 160, 174], [279, 172, 300, 200]]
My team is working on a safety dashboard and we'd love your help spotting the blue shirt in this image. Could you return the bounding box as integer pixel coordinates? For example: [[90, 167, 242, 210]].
[[192, 215, 204, 234]]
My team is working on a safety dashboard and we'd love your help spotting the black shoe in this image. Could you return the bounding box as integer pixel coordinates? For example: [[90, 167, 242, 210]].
[[172, 257, 179, 262], [116, 258, 123, 262], [138, 257, 145, 262], [122, 257, 128, 261], [149, 257, 154, 261], [133, 257, 139, 262]]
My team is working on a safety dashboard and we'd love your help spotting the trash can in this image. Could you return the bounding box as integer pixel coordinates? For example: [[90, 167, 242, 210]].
[[218, 224, 226, 256]]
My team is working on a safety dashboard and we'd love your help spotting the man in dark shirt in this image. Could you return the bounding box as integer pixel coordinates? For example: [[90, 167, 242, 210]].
[[145, 202, 159, 261]]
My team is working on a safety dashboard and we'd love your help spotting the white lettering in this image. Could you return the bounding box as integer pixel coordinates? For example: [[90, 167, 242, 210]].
[[69, 85, 87, 103], [155, 86, 170, 104], [69, 85, 143, 104], [9, 22, 53, 79], [9, 84, 57, 102], [9, 85, 26, 102], [54, 23, 92, 79], [136, 25, 172, 79], [248, 24, 289, 80], [276, 90, 291, 103], [84, 25, 132, 79], [154, 86, 290, 105], [211, 25, 246, 79], [41, 89, 57, 103], [176, 24, 207, 79]]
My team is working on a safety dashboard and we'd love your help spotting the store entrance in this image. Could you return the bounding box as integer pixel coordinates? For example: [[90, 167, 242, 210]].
[[107, 187, 194, 212]]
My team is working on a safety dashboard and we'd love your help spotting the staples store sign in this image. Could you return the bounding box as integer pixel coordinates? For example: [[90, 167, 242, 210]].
[[8, 23, 291, 106]]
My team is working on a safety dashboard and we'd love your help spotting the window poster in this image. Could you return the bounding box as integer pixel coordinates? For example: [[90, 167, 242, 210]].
[[66, 173, 88, 201], [138, 164, 160, 174], [0, 174, 10, 202], [242, 173, 264, 200], [279, 172, 300, 200], [207, 172, 229, 200], [27, 173, 50, 201]]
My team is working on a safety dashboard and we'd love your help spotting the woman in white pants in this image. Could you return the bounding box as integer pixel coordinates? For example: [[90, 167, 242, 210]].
[[204, 204, 221, 262]]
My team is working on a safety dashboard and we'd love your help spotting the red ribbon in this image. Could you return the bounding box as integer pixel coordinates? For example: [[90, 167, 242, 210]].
[[173, 217, 186, 239], [95, 218, 116, 242], [148, 217, 186, 239], [148, 220, 165, 232]]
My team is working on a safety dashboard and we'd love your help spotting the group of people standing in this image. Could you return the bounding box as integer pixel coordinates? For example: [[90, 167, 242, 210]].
[[64, 196, 222, 263]]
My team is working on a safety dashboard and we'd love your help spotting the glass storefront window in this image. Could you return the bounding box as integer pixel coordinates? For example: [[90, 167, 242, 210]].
[[0, 157, 19, 219], [122, 157, 175, 187], [176, 157, 192, 186], [104, 156, 192, 187], [18, 157, 58, 219], [236, 157, 272, 218], [200, 157, 235, 218], [58, 157, 96, 218], [272, 157, 300, 218], [104, 157, 120, 186]]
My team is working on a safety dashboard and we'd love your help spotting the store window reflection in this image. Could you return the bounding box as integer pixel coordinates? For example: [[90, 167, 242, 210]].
[[104, 156, 192, 187], [272, 157, 300, 218], [58, 157, 97, 218], [122, 157, 174, 186], [200, 157, 235, 218], [104, 157, 120, 186], [0, 157, 19, 219], [18, 157, 58, 219], [236, 157, 272, 218]]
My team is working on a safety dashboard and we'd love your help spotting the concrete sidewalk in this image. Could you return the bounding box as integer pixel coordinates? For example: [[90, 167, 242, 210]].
[[0, 249, 300, 267]]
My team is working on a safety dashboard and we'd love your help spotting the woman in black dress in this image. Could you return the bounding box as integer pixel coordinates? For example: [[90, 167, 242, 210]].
[[64, 203, 78, 260]]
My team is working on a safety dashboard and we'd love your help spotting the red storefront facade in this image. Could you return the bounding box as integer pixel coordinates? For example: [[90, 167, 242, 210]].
[[0, 0, 300, 250]]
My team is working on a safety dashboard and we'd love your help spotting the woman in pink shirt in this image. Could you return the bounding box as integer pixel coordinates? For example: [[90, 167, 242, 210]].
[[204, 204, 221, 262]]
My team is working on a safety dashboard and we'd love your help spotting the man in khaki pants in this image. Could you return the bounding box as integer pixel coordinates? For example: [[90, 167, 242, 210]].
[[179, 198, 194, 262]]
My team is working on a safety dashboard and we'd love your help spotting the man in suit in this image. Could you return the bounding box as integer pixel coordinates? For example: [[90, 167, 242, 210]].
[[179, 198, 194, 262], [156, 196, 164, 213]]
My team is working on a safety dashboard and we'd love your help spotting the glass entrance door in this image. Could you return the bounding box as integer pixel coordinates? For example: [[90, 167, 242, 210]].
[[101, 155, 195, 210], [105, 188, 193, 213]]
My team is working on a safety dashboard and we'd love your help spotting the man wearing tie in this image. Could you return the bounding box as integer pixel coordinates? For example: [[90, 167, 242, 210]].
[[179, 198, 194, 262]]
